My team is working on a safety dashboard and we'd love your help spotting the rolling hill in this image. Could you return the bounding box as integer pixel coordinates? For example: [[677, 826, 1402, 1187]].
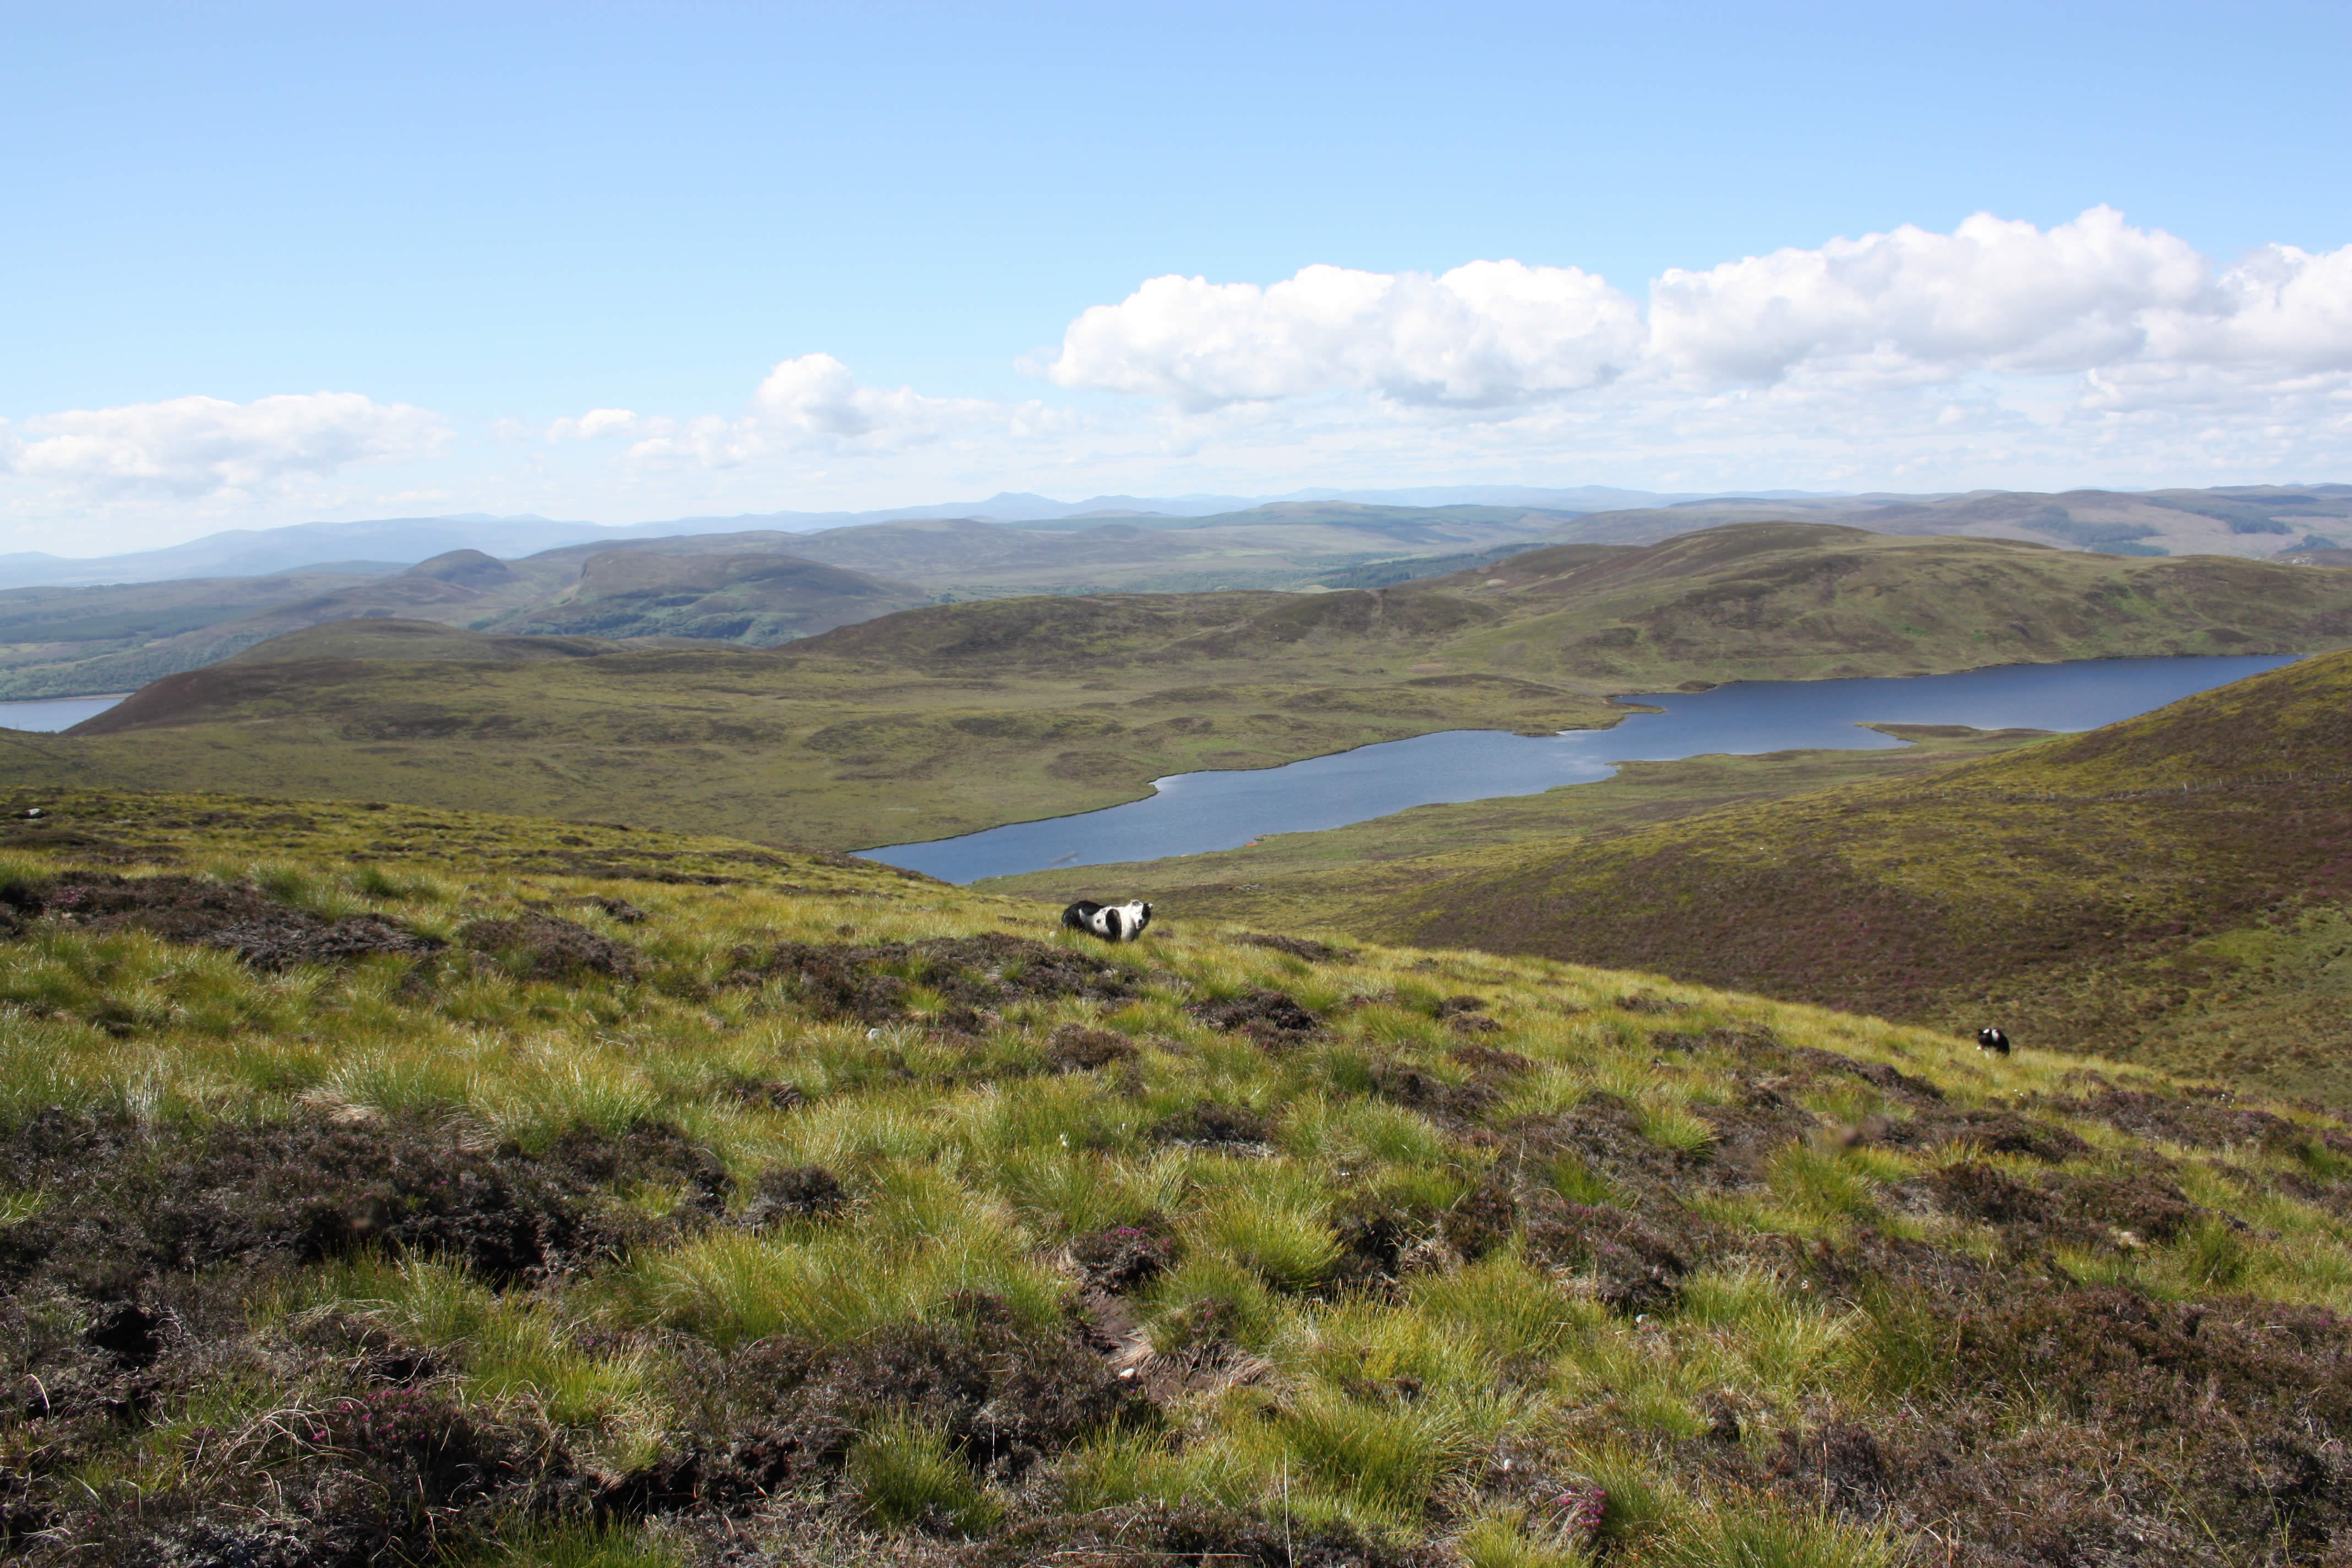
[[1, 524, 2348, 858], [0, 541, 933, 700], [6, 489, 2346, 703], [1558, 483, 2352, 560], [4, 786, 2352, 1564]]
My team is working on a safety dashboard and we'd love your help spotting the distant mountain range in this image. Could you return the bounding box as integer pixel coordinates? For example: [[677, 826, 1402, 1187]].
[[1, 484, 2345, 702], [0, 486, 1794, 589]]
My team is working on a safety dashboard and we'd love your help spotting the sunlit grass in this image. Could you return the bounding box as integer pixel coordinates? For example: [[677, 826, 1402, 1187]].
[[0, 791, 2347, 1568]]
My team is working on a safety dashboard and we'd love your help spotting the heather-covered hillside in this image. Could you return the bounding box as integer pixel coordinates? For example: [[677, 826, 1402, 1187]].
[[2, 790, 2352, 1564]]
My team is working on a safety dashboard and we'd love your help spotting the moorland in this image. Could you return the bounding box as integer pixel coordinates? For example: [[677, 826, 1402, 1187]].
[[0, 504, 1575, 701], [9, 788, 2352, 1565], [4, 524, 2349, 854], [2, 484, 2346, 703], [990, 651, 2352, 1104]]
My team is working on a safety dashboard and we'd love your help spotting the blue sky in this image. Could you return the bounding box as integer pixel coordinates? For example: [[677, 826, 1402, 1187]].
[[4, 1, 2349, 550]]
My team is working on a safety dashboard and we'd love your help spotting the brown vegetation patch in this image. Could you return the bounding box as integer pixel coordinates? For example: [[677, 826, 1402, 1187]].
[[2054, 1085, 2324, 1152], [1044, 1025, 1140, 1073], [1523, 1197, 1694, 1314], [1907, 1161, 2203, 1251], [0, 1109, 719, 1292], [970, 1504, 1444, 1568], [731, 934, 1139, 1025], [460, 911, 639, 979], [14, 1372, 568, 1564], [578, 894, 649, 923], [742, 1165, 847, 1226], [1872, 1107, 2091, 1163], [1449, 1043, 1536, 1076], [1, 873, 442, 969], [1148, 1102, 1274, 1151], [1365, 1060, 1498, 1130], [1759, 1281, 2352, 1564], [1511, 1093, 1712, 1201], [1184, 987, 1323, 1045], [1232, 932, 1358, 963], [1069, 1226, 1177, 1293], [608, 1305, 1147, 1517]]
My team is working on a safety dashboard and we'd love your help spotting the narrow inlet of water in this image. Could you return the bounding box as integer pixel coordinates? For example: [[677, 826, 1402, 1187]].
[[857, 655, 2296, 885], [0, 694, 128, 733]]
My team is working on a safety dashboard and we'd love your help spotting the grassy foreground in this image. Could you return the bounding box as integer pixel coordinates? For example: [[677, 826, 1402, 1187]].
[[7, 791, 2352, 1564]]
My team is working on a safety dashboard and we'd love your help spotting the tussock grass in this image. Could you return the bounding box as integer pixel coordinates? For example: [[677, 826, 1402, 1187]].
[[4, 787, 2352, 1563]]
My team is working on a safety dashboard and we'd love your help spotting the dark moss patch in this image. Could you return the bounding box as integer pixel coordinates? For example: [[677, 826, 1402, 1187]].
[[1366, 1060, 1497, 1129], [21, 1388, 567, 1566], [1763, 1282, 2352, 1563], [1512, 1093, 1712, 1202], [1449, 1043, 1535, 1076], [578, 894, 649, 923], [1439, 1170, 1521, 1262]]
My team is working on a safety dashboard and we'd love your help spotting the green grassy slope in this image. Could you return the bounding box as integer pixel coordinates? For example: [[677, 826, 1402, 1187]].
[[1413, 524, 2352, 683], [0, 543, 936, 700], [7, 790, 2352, 1564], [2, 524, 2348, 854], [0, 568, 408, 701], [1335, 651, 2352, 1102], [7, 618, 1609, 852], [1551, 483, 2352, 560], [480, 551, 933, 643], [770, 503, 1575, 593]]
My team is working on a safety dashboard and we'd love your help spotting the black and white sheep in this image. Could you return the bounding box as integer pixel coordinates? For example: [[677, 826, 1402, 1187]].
[[1062, 899, 1152, 942]]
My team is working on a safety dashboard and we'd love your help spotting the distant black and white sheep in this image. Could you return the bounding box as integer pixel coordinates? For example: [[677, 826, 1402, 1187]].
[[1977, 1027, 2011, 1057], [1062, 899, 1152, 942]]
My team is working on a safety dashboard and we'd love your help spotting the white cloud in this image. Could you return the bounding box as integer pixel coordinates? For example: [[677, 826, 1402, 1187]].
[[1645, 207, 2214, 384], [547, 407, 660, 442], [12, 210, 2350, 550], [1048, 260, 1643, 411], [2142, 241, 2352, 371], [551, 353, 1058, 473], [2, 392, 447, 500], [1048, 209, 2352, 415]]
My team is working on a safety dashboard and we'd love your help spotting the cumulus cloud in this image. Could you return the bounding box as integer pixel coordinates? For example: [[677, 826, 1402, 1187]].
[[2, 391, 447, 500], [1048, 210, 2352, 415], [1049, 260, 1642, 411], [1644, 207, 2214, 383]]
